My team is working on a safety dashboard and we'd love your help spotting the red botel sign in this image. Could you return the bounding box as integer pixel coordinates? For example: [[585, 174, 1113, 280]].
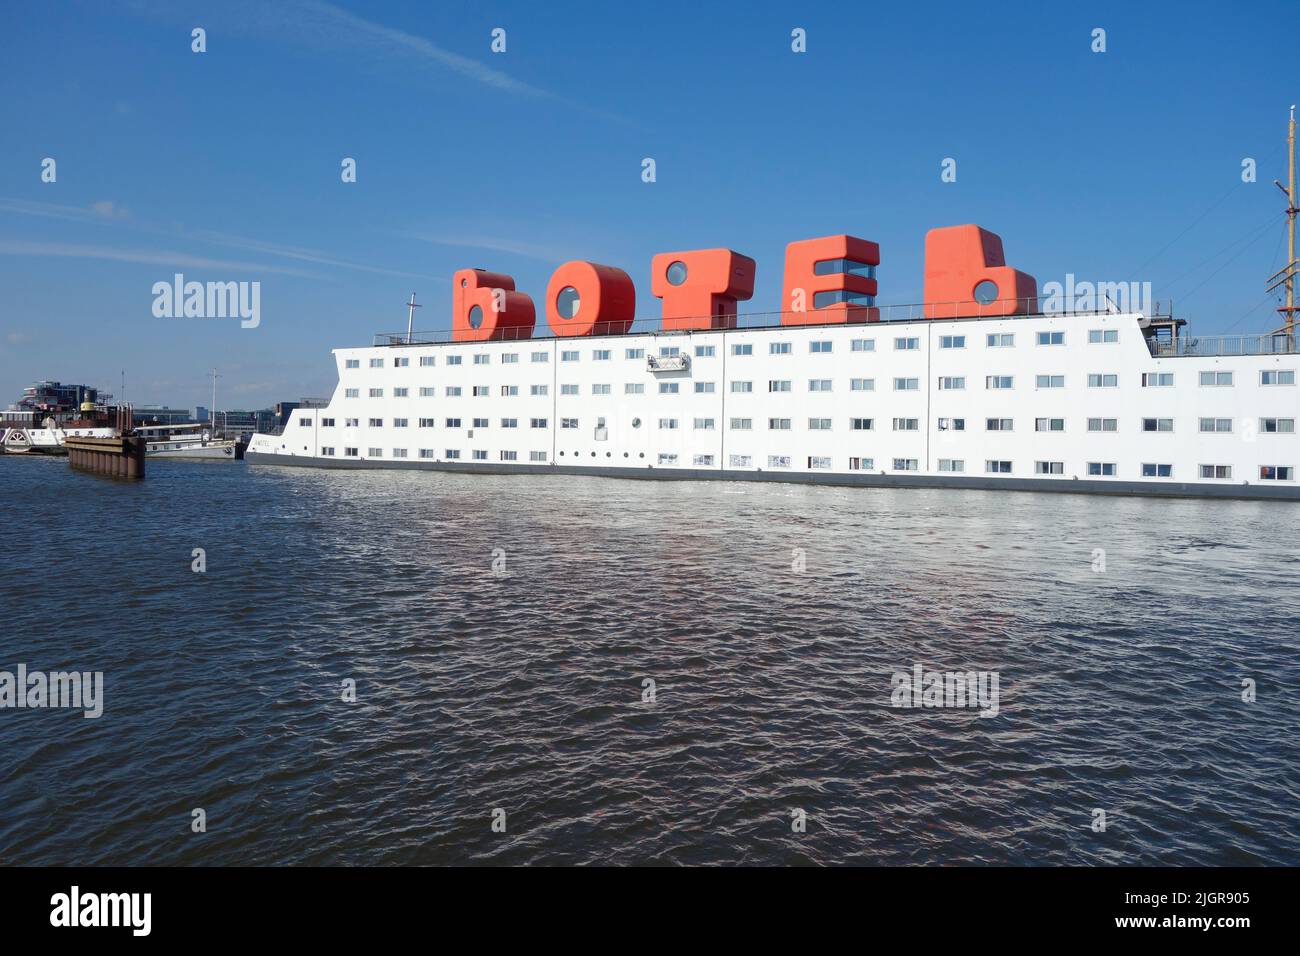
[[448, 226, 1034, 341]]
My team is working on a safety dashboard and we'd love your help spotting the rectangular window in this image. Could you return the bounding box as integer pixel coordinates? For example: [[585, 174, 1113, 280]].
[[592, 349, 611, 361], [561, 418, 578, 429], [1087, 462, 1117, 476], [419, 387, 434, 397], [1036, 331, 1065, 346], [500, 450, 517, 461], [446, 386, 462, 396], [730, 454, 753, 467], [369, 417, 383, 428], [894, 377, 919, 391], [659, 347, 680, 357], [893, 458, 918, 471], [472, 386, 489, 397], [1088, 329, 1119, 343], [472, 449, 488, 461], [624, 383, 644, 394], [419, 449, 435, 459], [320, 446, 335, 456], [809, 379, 832, 392], [1087, 373, 1118, 388], [1200, 464, 1232, 479], [1199, 370, 1233, 387], [561, 350, 579, 362], [1259, 465, 1295, 481], [768, 418, 791, 430], [767, 455, 791, 468], [345, 418, 358, 427], [474, 354, 489, 365], [345, 389, 359, 398], [659, 382, 679, 394], [810, 341, 832, 353], [658, 418, 678, 430], [345, 359, 360, 369], [1087, 417, 1118, 432], [850, 418, 873, 430], [894, 337, 919, 351], [321, 418, 334, 427], [368, 447, 383, 457], [445, 417, 461, 428], [446, 355, 462, 366], [731, 381, 753, 393], [938, 376, 965, 390], [1141, 372, 1174, 387], [851, 338, 875, 352], [1035, 460, 1065, 475], [1035, 418, 1065, 432], [850, 378, 875, 391], [732, 343, 753, 356], [501, 353, 518, 364], [1035, 374, 1065, 389], [445, 449, 460, 459], [531, 384, 549, 396], [369, 388, 383, 398], [808, 456, 833, 469], [694, 345, 715, 358], [693, 417, 715, 430], [500, 418, 518, 429], [937, 458, 964, 472], [1199, 417, 1233, 433], [937, 417, 965, 431], [1260, 417, 1296, 433], [419, 418, 436, 428], [592, 384, 611, 395], [770, 342, 792, 355], [1261, 370, 1296, 385], [985, 460, 1012, 474], [501, 385, 519, 396], [986, 418, 1013, 431], [391, 448, 408, 458], [986, 333, 1014, 348], [809, 418, 832, 430], [939, 335, 966, 349], [986, 375, 1013, 390], [693, 454, 716, 467], [1142, 418, 1174, 432], [530, 451, 547, 462], [848, 457, 874, 471], [768, 380, 791, 392], [625, 348, 645, 360], [694, 381, 716, 393], [1142, 463, 1174, 477], [892, 418, 919, 431], [730, 418, 752, 430], [561, 384, 579, 396], [394, 358, 409, 368], [530, 418, 548, 429], [419, 356, 435, 367], [392, 418, 408, 428], [344, 447, 358, 457], [369, 358, 383, 368], [472, 418, 488, 429], [532, 351, 548, 363]]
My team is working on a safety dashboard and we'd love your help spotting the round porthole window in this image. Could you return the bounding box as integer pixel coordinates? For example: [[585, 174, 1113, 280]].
[[973, 280, 999, 305], [556, 286, 581, 319], [468, 305, 484, 328], [666, 261, 688, 285], [631, 417, 641, 428]]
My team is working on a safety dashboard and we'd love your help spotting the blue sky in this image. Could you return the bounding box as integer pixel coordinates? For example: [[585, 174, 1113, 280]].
[[1, 0, 1296, 411]]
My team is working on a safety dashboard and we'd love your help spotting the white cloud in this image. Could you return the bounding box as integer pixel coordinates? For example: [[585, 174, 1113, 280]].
[[0, 240, 320, 277]]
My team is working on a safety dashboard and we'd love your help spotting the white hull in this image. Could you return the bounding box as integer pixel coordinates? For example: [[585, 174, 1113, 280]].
[[246, 312, 1300, 500], [146, 439, 242, 460], [2, 426, 117, 454]]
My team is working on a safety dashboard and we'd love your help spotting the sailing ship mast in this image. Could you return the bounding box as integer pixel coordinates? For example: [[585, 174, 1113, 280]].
[[1267, 105, 1299, 348]]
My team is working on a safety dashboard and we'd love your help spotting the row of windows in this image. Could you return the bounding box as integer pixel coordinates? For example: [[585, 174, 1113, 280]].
[[336, 369, 1298, 402], [315, 445, 1296, 481], [310, 414, 1298, 435], [345, 328, 1137, 370]]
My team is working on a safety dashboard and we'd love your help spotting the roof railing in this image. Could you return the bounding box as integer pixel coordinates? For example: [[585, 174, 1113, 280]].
[[1147, 333, 1299, 357], [370, 297, 1157, 347]]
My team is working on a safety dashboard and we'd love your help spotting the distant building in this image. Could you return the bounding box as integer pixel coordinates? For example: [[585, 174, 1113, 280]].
[[213, 408, 279, 438], [4, 380, 102, 426], [132, 406, 193, 426]]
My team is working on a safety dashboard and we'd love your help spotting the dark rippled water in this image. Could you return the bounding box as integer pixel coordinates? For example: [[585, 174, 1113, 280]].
[[1, 455, 1298, 865]]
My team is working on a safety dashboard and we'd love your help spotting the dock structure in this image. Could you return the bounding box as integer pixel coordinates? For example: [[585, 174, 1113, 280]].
[[65, 435, 146, 478]]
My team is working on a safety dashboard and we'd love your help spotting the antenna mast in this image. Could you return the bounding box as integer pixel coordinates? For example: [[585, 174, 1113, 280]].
[[1267, 105, 1299, 348], [210, 368, 220, 434], [405, 297, 421, 348]]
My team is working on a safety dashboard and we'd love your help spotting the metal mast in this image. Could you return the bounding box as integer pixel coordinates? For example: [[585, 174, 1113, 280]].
[[405, 297, 421, 348], [1267, 105, 1298, 348], [210, 368, 220, 434]]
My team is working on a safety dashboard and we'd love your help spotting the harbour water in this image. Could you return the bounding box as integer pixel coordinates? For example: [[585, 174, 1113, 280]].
[[1, 455, 1297, 865]]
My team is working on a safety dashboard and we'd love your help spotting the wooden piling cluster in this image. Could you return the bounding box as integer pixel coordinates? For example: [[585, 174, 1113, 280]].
[[65, 435, 146, 478]]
